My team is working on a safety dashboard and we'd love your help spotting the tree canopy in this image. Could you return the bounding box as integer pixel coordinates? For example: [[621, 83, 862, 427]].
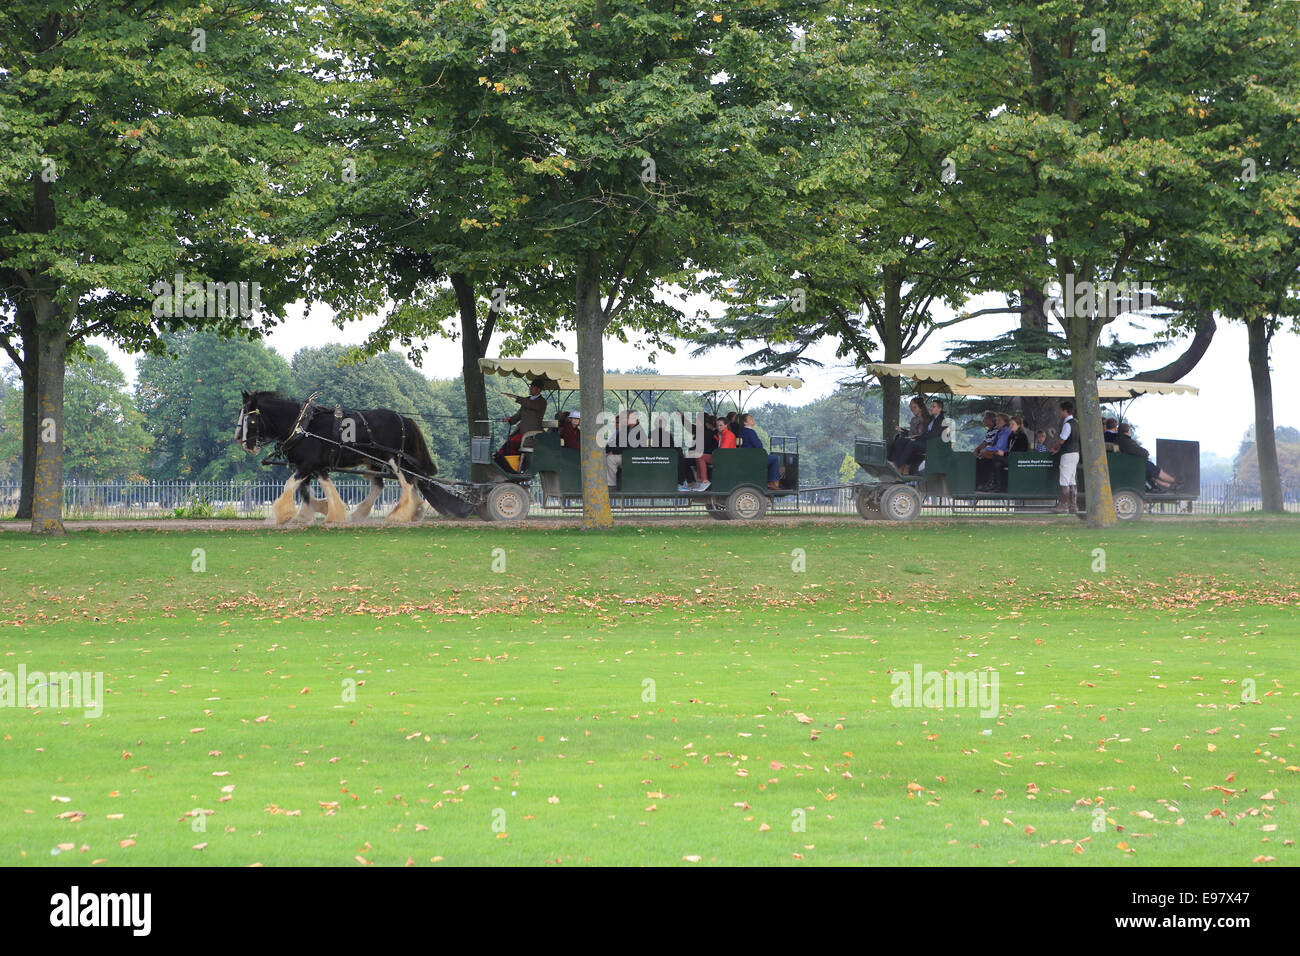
[[135, 331, 293, 481]]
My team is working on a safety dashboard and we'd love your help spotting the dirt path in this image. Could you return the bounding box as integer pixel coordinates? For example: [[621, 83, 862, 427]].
[[0, 513, 1257, 532]]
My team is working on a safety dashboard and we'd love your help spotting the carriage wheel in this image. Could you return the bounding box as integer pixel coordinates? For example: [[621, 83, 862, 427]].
[[880, 484, 921, 522], [725, 486, 768, 521], [484, 483, 531, 522], [856, 488, 883, 521], [1113, 489, 1144, 522]]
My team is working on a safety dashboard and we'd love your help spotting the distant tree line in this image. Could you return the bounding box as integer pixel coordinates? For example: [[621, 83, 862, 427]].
[[0, 334, 898, 487], [2, 334, 1294, 493]]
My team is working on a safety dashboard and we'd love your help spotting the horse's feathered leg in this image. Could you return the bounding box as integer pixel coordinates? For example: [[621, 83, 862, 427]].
[[308, 481, 330, 516], [318, 477, 348, 524], [269, 475, 304, 526], [292, 478, 321, 524], [349, 473, 383, 522], [385, 458, 421, 524]]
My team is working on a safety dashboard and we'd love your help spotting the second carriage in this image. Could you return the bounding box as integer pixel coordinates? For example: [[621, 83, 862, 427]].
[[471, 358, 804, 521]]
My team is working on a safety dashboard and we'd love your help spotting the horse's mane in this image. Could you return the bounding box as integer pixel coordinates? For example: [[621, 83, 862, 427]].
[[249, 390, 292, 402]]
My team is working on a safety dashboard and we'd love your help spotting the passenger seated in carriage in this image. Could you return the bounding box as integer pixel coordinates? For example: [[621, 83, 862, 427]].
[[716, 413, 738, 449], [889, 398, 930, 474], [661, 411, 711, 493], [924, 399, 946, 443], [1103, 417, 1120, 444], [691, 413, 721, 490], [974, 411, 1000, 489], [981, 413, 1013, 491], [987, 414, 1029, 491], [738, 413, 783, 490], [557, 410, 580, 449], [604, 410, 645, 487], [1115, 422, 1181, 492]]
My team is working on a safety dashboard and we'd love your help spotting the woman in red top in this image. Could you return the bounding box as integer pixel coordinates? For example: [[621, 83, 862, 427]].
[[716, 414, 737, 449], [557, 410, 580, 449]]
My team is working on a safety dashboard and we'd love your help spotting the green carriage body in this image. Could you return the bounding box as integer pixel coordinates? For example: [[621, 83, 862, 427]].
[[527, 433, 795, 503], [853, 434, 1197, 521], [473, 357, 803, 520], [850, 363, 1202, 522]]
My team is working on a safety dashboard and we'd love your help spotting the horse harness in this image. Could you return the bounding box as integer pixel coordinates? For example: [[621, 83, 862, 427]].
[[266, 395, 420, 481]]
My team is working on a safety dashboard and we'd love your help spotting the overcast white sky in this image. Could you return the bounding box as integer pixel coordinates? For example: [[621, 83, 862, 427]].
[[90, 289, 1296, 460]]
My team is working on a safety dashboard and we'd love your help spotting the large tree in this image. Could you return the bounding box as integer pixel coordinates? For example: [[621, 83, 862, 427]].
[[0, 1, 328, 532], [294, 1, 575, 482], [930, 0, 1281, 526], [1152, 3, 1300, 513], [324, 0, 804, 526]]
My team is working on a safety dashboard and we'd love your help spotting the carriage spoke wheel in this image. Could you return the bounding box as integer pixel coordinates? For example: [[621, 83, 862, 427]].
[[725, 486, 768, 521], [856, 489, 883, 520], [484, 483, 531, 522], [1113, 489, 1143, 522], [880, 484, 920, 522]]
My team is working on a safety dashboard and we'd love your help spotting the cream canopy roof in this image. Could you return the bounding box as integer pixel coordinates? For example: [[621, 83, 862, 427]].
[[479, 357, 803, 393], [867, 363, 1198, 399]]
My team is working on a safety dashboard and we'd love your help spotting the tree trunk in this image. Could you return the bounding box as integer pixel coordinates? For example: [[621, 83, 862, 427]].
[[879, 268, 902, 441], [32, 309, 67, 534], [1247, 318, 1283, 513], [1067, 320, 1115, 528], [452, 274, 493, 483], [17, 344, 37, 519], [575, 255, 612, 529], [1018, 272, 1056, 436]]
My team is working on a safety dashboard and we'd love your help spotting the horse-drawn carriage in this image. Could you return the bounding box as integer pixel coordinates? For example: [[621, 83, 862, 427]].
[[236, 357, 804, 524], [238, 358, 1198, 526]]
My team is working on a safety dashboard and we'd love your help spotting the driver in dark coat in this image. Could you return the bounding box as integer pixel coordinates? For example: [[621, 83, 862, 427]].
[[494, 380, 547, 472]]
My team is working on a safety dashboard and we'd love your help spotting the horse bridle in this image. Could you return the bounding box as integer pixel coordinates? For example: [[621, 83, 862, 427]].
[[237, 407, 265, 451]]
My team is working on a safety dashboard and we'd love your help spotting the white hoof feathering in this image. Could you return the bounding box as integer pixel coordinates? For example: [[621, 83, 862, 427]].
[[386, 459, 421, 524], [349, 476, 383, 522], [269, 476, 304, 526], [308, 486, 329, 516], [319, 477, 348, 524]]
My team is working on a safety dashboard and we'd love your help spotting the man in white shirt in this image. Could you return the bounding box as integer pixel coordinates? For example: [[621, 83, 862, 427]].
[[1050, 400, 1080, 513]]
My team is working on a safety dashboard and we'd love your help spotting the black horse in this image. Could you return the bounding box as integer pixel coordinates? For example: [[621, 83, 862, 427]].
[[236, 391, 474, 521]]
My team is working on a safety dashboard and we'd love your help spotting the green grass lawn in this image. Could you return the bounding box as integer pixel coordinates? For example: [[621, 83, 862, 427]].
[[2, 518, 1297, 866]]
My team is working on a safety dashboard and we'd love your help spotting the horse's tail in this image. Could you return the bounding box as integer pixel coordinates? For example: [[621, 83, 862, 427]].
[[402, 416, 438, 478]]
